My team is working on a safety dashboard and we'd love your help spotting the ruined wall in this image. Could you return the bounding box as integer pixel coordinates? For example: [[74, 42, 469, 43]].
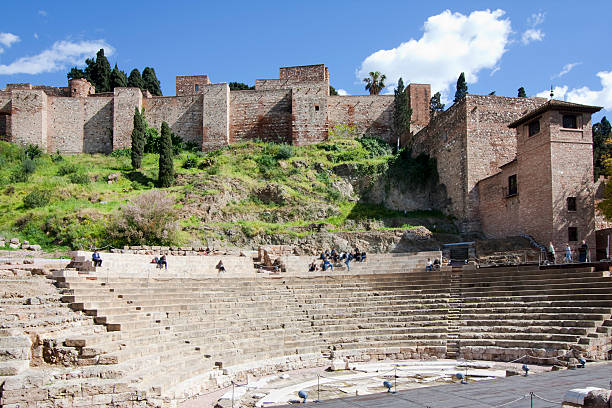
[[143, 95, 203, 146], [10, 90, 48, 150], [201, 83, 230, 151], [230, 90, 292, 143], [291, 84, 329, 145], [407, 84, 431, 134], [112, 88, 142, 150], [478, 161, 521, 239], [412, 100, 468, 225], [176, 75, 210, 96], [0, 92, 10, 138], [279, 64, 328, 82], [328, 95, 394, 142]]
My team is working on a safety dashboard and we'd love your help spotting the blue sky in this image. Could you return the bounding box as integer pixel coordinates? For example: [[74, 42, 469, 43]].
[[1, 1, 611, 120]]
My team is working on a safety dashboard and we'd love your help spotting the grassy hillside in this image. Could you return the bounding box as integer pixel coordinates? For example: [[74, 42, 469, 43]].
[[0, 137, 451, 251]]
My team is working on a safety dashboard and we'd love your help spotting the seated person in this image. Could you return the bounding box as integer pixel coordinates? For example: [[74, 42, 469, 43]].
[[426, 258, 433, 272], [361, 251, 367, 262], [308, 260, 319, 272], [322, 259, 333, 271], [157, 255, 167, 269], [216, 260, 225, 273], [433, 258, 440, 270], [92, 250, 102, 267], [339, 252, 347, 260]]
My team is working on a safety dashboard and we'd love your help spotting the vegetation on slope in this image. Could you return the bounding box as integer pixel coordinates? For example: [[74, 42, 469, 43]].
[[0, 133, 448, 251]]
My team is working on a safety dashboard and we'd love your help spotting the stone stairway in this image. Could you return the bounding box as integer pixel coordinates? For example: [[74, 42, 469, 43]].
[[446, 267, 462, 358]]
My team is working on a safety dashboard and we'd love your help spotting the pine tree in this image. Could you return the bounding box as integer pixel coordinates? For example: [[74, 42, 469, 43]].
[[429, 92, 445, 117], [393, 78, 412, 146], [329, 85, 338, 96], [517, 87, 527, 97], [142, 67, 162, 96], [87, 49, 112, 93], [131, 108, 146, 169], [110, 64, 128, 89], [127, 69, 145, 89], [67, 67, 85, 80], [454, 72, 468, 103], [158, 122, 175, 187]]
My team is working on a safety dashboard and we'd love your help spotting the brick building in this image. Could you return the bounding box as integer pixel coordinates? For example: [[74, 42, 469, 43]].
[[0, 65, 605, 254]]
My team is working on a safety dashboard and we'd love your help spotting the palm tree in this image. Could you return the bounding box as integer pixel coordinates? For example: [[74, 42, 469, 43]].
[[363, 71, 387, 95]]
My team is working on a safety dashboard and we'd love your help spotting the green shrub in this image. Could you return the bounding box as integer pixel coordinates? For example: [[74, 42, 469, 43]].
[[171, 133, 183, 155], [22, 157, 36, 174], [329, 124, 359, 139], [184, 141, 200, 152], [144, 128, 160, 153], [23, 190, 50, 209], [183, 156, 198, 169], [69, 172, 90, 185], [24, 144, 43, 159], [57, 162, 79, 176], [51, 152, 64, 162], [110, 148, 131, 158], [10, 157, 36, 183], [358, 136, 393, 158], [275, 144, 294, 160]]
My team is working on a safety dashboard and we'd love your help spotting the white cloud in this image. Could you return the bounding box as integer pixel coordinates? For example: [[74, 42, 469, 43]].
[[337, 89, 349, 96], [33, 33, 39, 40], [490, 66, 501, 76], [553, 62, 582, 78], [0, 40, 113, 75], [357, 9, 511, 100], [38, 10, 47, 17], [536, 71, 612, 110], [0, 33, 19, 48], [521, 29, 544, 45], [521, 12, 545, 45]]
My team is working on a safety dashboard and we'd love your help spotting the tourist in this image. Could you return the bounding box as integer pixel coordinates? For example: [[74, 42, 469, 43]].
[[158, 255, 167, 269], [319, 252, 326, 260], [426, 258, 433, 272], [308, 259, 319, 272], [344, 252, 353, 271], [361, 251, 367, 262], [92, 250, 102, 267], [433, 258, 440, 270], [578, 240, 589, 263], [322, 258, 333, 271], [216, 260, 225, 273], [564, 243, 573, 263], [547, 242, 556, 264]]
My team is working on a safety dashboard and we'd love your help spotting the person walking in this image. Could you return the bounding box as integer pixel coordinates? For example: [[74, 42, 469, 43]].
[[547, 242, 556, 264], [564, 243, 572, 263], [578, 240, 589, 263]]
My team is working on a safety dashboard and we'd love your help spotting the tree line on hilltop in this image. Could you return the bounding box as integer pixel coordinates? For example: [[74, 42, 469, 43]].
[[67, 49, 162, 96]]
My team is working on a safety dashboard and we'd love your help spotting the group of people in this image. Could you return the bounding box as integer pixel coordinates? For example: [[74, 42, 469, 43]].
[[425, 257, 441, 271], [548, 240, 589, 264], [152, 255, 168, 269], [309, 248, 367, 272]]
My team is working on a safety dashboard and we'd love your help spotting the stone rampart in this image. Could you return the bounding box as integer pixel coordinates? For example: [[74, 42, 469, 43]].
[[202, 83, 230, 151], [176, 74, 211, 96], [279, 64, 328, 82], [230, 89, 292, 143], [328, 95, 394, 141], [10, 90, 48, 150], [143, 95, 203, 146], [112, 88, 143, 150], [291, 83, 329, 145]]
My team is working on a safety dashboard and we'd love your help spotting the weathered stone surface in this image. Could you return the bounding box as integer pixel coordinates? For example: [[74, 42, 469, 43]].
[[584, 389, 611, 408]]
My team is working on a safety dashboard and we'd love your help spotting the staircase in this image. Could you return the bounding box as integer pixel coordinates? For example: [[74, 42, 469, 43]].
[[446, 267, 462, 358]]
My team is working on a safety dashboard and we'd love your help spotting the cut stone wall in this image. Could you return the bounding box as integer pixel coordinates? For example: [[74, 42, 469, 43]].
[[328, 95, 394, 142], [478, 161, 521, 239], [0, 92, 10, 138], [112, 87, 143, 150], [279, 64, 328, 82], [176, 75, 211, 96], [230, 90, 292, 143], [407, 84, 431, 134], [83, 98, 113, 154], [201, 83, 230, 151], [143, 95, 203, 146], [291, 84, 329, 145], [10, 90, 48, 150]]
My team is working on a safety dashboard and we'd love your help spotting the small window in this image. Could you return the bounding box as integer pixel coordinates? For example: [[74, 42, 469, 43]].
[[568, 227, 578, 242], [507, 174, 517, 196], [567, 197, 577, 212], [314, 105, 320, 111], [528, 120, 540, 136], [562, 114, 577, 129], [194, 84, 199, 92]]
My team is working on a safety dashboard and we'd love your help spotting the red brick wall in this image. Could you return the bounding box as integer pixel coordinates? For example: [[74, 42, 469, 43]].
[[478, 161, 520, 238], [230, 90, 292, 143], [143, 95, 203, 146], [407, 84, 431, 133], [291, 84, 329, 145], [328, 95, 394, 142]]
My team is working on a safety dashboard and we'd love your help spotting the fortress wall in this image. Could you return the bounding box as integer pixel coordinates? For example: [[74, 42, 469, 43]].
[[10, 90, 48, 150], [407, 84, 431, 133], [83, 97, 113, 153], [112, 88, 143, 150], [230, 89, 292, 143], [143, 95, 203, 146], [328, 95, 394, 142], [47, 97, 84, 153], [412, 100, 468, 223], [176, 75, 210, 96], [0, 92, 10, 138], [292, 84, 329, 145], [279, 64, 328, 82], [201, 83, 230, 151]]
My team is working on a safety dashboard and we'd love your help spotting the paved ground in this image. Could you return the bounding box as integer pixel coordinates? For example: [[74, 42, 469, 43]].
[[277, 363, 612, 408]]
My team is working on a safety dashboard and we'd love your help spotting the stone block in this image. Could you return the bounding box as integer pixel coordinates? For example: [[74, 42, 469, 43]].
[[1, 388, 48, 404]]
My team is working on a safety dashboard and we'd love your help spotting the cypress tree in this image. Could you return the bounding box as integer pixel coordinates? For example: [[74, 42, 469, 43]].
[[110, 64, 128, 89], [393, 78, 412, 146], [67, 67, 85, 80], [87, 49, 112, 93], [131, 108, 146, 169], [517, 87, 527, 97], [127, 69, 145, 89], [158, 122, 174, 187], [454, 72, 468, 103], [142, 67, 162, 96], [429, 92, 445, 117]]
